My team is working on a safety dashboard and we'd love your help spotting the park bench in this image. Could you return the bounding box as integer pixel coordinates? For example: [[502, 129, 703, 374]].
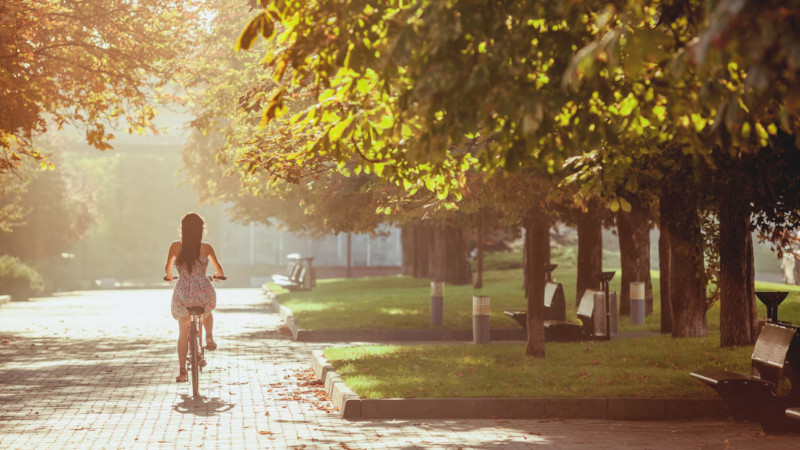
[[272, 254, 316, 291], [503, 281, 567, 327], [691, 292, 800, 433], [504, 288, 597, 342], [504, 264, 566, 327]]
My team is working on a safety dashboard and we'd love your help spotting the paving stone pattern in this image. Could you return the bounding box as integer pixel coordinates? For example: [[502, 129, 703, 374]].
[[0, 288, 798, 449]]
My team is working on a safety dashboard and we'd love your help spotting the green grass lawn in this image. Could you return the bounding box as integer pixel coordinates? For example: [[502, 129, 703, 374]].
[[270, 254, 800, 332], [323, 333, 752, 399], [269, 252, 800, 399]]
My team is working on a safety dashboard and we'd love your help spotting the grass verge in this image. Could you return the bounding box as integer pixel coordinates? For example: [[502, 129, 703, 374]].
[[271, 264, 800, 332], [323, 334, 752, 399]]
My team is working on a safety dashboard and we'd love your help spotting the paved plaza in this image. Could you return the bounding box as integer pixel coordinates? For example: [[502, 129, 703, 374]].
[[0, 288, 798, 449]]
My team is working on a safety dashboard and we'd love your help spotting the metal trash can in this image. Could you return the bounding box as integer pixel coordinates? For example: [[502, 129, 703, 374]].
[[630, 282, 645, 326], [473, 295, 490, 344], [593, 291, 618, 337], [430, 281, 444, 326]]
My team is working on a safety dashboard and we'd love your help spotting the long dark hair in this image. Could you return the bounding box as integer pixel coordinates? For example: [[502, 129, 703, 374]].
[[176, 212, 204, 270]]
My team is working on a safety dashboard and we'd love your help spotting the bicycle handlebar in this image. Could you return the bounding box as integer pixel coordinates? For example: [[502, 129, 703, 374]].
[[164, 275, 227, 282]]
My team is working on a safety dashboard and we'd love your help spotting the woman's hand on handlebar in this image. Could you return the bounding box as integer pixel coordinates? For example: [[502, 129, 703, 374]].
[[162, 274, 225, 282]]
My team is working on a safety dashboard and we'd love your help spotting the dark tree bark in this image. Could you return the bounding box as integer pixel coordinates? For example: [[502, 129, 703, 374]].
[[576, 201, 603, 306], [524, 209, 550, 357], [346, 232, 352, 278], [430, 222, 473, 285], [718, 197, 758, 346], [445, 223, 473, 285], [474, 212, 484, 289], [413, 223, 433, 278], [662, 190, 708, 338], [617, 198, 653, 316], [658, 213, 673, 334], [401, 225, 415, 275]]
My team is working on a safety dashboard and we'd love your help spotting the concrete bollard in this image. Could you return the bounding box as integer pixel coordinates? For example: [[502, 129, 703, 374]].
[[473, 295, 491, 344], [430, 281, 444, 326], [630, 282, 645, 326]]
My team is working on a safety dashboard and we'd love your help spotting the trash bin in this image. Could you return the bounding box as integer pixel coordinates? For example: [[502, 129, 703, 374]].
[[593, 291, 618, 337]]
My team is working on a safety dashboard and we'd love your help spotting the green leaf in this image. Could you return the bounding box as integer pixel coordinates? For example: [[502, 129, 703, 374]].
[[329, 116, 354, 141], [236, 13, 267, 51], [318, 89, 336, 103], [618, 95, 638, 117], [755, 122, 768, 140], [261, 88, 287, 127], [356, 78, 373, 94], [260, 17, 275, 39], [619, 197, 632, 213], [741, 122, 751, 139]]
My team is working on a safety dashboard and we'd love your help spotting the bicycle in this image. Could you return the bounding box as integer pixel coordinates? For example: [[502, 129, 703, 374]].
[[164, 274, 226, 398]]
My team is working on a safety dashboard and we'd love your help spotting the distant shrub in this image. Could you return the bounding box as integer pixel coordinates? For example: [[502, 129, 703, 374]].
[[480, 251, 523, 271], [0, 255, 45, 300]]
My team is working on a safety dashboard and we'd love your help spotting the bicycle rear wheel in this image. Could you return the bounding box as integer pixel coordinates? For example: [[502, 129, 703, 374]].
[[189, 322, 200, 398]]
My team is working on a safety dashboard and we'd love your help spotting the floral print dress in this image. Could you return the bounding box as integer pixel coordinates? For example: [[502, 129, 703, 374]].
[[171, 256, 216, 319]]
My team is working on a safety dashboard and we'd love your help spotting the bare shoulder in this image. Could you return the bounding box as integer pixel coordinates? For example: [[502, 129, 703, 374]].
[[200, 242, 215, 256], [169, 240, 181, 253]]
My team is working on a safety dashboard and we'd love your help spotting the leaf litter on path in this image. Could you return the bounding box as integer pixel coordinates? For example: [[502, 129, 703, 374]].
[[265, 367, 336, 414]]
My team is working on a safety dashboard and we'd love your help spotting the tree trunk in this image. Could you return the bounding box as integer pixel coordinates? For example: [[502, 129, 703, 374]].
[[401, 225, 415, 275], [524, 209, 549, 357], [430, 225, 445, 282], [662, 191, 708, 338], [658, 215, 673, 334], [444, 223, 473, 285], [430, 222, 473, 285], [474, 212, 484, 289], [617, 199, 653, 316], [576, 202, 603, 306], [718, 198, 757, 346], [413, 223, 433, 278], [346, 232, 352, 278]]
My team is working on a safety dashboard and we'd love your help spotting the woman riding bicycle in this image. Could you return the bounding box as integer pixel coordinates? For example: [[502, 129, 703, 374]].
[[164, 212, 225, 383]]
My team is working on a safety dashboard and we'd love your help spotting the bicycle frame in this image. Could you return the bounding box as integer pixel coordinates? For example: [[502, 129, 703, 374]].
[[187, 312, 205, 399]]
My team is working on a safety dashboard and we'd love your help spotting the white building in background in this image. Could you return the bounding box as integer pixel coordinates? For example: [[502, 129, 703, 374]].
[[217, 218, 402, 268]]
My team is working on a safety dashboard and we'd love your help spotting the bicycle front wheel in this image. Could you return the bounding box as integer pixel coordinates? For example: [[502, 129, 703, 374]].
[[189, 324, 200, 398]]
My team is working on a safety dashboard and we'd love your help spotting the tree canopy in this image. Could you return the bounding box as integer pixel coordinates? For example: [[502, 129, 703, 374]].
[[0, 0, 203, 173]]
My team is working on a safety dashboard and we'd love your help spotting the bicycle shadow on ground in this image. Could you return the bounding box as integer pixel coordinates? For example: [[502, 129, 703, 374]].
[[173, 394, 235, 417]]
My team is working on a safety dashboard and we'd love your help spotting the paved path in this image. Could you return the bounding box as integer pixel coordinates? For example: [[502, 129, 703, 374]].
[[0, 288, 798, 449]]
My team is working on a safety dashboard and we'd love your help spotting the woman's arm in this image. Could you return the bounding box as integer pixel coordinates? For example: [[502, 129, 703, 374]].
[[206, 244, 225, 278], [164, 241, 179, 281]]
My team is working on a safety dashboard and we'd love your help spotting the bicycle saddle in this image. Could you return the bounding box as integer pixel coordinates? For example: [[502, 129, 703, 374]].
[[186, 306, 205, 315]]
